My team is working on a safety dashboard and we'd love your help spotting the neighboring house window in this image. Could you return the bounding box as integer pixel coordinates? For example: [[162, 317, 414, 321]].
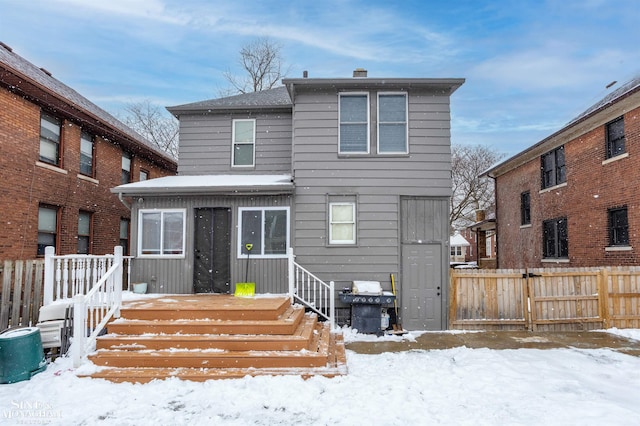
[[37, 205, 58, 255], [339, 93, 369, 154], [139, 169, 149, 181], [138, 209, 185, 257], [40, 112, 61, 166], [232, 119, 256, 167], [238, 207, 289, 257], [450, 246, 462, 256], [77, 211, 92, 254], [521, 191, 531, 225], [543, 217, 568, 258], [541, 146, 566, 189], [606, 116, 625, 159], [329, 202, 356, 244], [80, 131, 94, 177], [608, 206, 629, 246], [121, 152, 131, 184], [119, 219, 130, 256], [378, 93, 407, 154]]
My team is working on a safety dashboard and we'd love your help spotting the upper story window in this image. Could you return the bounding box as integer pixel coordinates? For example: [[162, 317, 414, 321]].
[[139, 169, 149, 181], [541, 146, 565, 189], [520, 191, 531, 225], [378, 93, 407, 154], [232, 119, 256, 167], [119, 218, 130, 256], [37, 204, 58, 256], [80, 131, 94, 177], [40, 112, 62, 166], [608, 206, 629, 246], [238, 207, 289, 258], [77, 211, 92, 254], [138, 209, 185, 257], [329, 202, 356, 245], [543, 217, 568, 259], [339, 93, 369, 154], [121, 152, 131, 184], [606, 116, 625, 159]]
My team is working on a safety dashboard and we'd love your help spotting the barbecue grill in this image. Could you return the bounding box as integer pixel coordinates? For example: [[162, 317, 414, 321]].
[[339, 281, 395, 335]]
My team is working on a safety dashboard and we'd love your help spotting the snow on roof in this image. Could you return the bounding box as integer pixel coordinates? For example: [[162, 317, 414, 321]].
[[450, 233, 471, 247], [112, 174, 294, 196]]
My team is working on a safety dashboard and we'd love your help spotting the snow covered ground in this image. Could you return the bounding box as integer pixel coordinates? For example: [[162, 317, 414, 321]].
[[1, 329, 639, 425]]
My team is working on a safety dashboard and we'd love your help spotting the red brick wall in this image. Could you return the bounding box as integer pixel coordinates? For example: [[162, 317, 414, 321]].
[[0, 87, 175, 259], [496, 104, 640, 268]]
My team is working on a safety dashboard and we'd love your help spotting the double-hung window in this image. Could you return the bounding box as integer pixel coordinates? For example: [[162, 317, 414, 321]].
[[378, 93, 407, 154], [121, 152, 131, 184], [40, 113, 61, 166], [520, 191, 531, 225], [339, 93, 369, 154], [232, 119, 256, 167], [138, 209, 185, 257], [541, 146, 565, 189], [543, 217, 568, 259], [608, 207, 629, 246], [329, 202, 356, 245], [238, 207, 289, 258], [77, 211, 92, 254], [37, 205, 58, 255], [80, 131, 94, 177], [606, 116, 625, 159], [119, 219, 130, 256]]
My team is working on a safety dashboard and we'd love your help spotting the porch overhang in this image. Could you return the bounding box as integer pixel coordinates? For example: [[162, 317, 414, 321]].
[[111, 174, 294, 197]]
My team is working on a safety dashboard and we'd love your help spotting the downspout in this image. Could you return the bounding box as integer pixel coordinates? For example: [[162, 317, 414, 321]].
[[118, 193, 132, 210]]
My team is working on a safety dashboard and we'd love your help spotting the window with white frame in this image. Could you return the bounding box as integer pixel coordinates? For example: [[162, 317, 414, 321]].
[[378, 93, 407, 153], [138, 209, 185, 257], [37, 205, 58, 256], [232, 119, 256, 167], [339, 93, 369, 154], [238, 207, 289, 257], [329, 202, 356, 244]]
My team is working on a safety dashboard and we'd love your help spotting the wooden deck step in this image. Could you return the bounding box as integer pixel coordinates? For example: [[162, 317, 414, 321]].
[[106, 305, 304, 336], [96, 314, 318, 352], [119, 295, 290, 321]]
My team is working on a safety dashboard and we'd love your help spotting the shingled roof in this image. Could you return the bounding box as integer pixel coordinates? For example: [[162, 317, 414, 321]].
[[167, 86, 291, 115], [0, 41, 176, 170]]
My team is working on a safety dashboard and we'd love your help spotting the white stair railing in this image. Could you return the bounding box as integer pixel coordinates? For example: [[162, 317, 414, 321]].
[[288, 248, 335, 329]]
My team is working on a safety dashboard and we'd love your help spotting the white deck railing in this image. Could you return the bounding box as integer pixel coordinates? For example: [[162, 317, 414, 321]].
[[43, 246, 125, 367], [288, 248, 335, 329]]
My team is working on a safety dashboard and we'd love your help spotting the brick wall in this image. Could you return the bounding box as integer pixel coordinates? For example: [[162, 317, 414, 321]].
[[0, 86, 175, 259], [496, 104, 640, 268]]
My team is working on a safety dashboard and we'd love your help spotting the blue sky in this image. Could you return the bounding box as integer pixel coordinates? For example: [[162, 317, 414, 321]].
[[2, 0, 639, 156]]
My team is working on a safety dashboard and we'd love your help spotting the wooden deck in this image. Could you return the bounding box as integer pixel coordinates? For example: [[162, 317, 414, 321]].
[[81, 294, 347, 382]]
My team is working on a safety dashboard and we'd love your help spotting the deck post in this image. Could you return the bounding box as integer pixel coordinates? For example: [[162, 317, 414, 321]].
[[114, 246, 123, 318], [329, 280, 335, 330], [43, 246, 55, 306], [287, 247, 295, 304], [72, 293, 85, 368]]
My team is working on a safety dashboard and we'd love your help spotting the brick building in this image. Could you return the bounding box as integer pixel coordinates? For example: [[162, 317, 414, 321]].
[[0, 42, 177, 259], [484, 76, 640, 268]]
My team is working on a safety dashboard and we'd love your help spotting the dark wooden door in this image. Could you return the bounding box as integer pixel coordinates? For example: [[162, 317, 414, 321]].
[[193, 208, 231, 293]]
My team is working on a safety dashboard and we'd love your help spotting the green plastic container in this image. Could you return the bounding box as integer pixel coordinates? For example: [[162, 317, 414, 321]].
[[0, 327, 47, 384]]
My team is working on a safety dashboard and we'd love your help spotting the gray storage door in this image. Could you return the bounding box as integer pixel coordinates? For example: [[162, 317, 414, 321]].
[[401, 243, 442, 330]]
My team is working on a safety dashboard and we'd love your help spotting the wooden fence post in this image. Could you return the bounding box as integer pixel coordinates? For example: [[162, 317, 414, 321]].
[[598, 268, 610, 328]]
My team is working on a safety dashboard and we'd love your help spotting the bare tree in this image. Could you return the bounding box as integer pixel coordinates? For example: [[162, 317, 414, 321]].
[[223, 37, 287, 94], [121, 100, 179, 159], [450, 144, 504, 231]]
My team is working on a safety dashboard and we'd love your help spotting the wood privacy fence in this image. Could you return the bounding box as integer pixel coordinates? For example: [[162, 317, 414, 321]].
[[0, 259, 45, 330], [450, 267, 640, 331]]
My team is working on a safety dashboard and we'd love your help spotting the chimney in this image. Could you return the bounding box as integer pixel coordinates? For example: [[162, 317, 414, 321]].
[[353, 68, 368, 78], [475, 209, 486, 222], [303, 70, 308, 78]]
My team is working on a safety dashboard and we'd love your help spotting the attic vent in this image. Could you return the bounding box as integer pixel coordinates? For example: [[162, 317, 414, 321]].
[[0, 42, 12, 52], [353, 68, 367, 78], [40, 67, 52, 76]]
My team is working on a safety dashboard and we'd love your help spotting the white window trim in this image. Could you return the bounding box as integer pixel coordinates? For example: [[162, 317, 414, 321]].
[[338, 92, 370, 154], [137, 208, 186, 258], [237, 207, 290, 259], [231, 118, 256, 167], [377, 92, 408, 154], [329, 202, 356, 245]]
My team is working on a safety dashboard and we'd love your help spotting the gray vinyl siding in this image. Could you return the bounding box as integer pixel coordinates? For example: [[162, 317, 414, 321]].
[[177, 111, 292, 175], [291, 86, 453, 293], [129, 194, 292, 294]]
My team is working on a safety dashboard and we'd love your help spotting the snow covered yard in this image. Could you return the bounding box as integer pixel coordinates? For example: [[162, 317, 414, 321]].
[[1, 330, 639, 426]]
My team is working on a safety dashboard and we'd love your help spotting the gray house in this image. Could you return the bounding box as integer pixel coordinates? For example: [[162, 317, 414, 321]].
[[112, 70, 464, 330]]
